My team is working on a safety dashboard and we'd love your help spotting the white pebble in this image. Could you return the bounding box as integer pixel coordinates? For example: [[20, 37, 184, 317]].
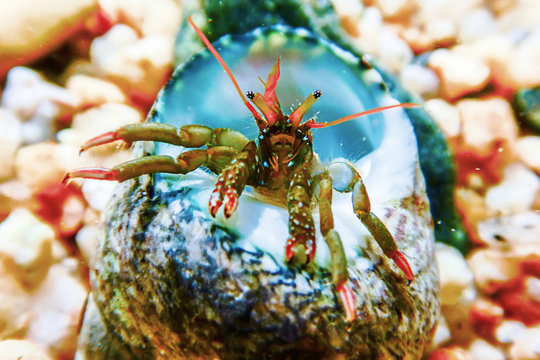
[[75, 225, 100, 265], [81, 179, 118, 212], [477, 211, 540, 245], [468, 339, 505, 360], [0, 208, 54, 287], [424, 99, 460, 138], [26, 262, 87, 358], [90, 24, 139, 69], [510, 28, 540, 88], [378, 29, 414, 73], [485, 163, 540, 215], [430, 314, 451, 349], [15, 142, 78, 191], [495, 320, 527, 343], [0, 339, 51, 360], [468, 248, 519, 294], [374, 0, 416, 19], [515, 136, 540, 173], [66, 74, 127, 107], [428, 49, 490, 99], [99, 0, 181, 38], [400, 63, 440, 96], [90, 24, 174, 99], [425, 19, 458, 45], [353, 7, 384, 54], [0, 0, 97, 76], [457, 97, 518, 154], [0, 261, 32, 338], [509, 326, 540, 360], [332, 0, 364, 19], [525, 277, 540, 302], [1, 67, 78, 121], [458, 8, 497, 42], [435, 243, 475, 306], [0, 108, 22, 179]]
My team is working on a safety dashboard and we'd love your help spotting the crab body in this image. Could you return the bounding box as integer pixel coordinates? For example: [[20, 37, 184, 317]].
[[75, 5, 443, 360]]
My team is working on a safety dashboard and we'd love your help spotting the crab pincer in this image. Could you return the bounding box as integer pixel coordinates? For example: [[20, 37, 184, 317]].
[[208, 141, 258, 218]]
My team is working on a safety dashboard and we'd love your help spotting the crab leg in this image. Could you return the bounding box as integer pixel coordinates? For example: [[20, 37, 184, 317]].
[[316, 172, 356, 322], [209, 141, 258, 217], [351, 175, 414, 283], [79, 123, 249, 153], [285, 165, 316, 266], [63, 146, 240, 184]]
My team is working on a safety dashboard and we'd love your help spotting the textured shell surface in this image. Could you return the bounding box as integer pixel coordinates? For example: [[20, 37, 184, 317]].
[[77, 3, 442, 360]]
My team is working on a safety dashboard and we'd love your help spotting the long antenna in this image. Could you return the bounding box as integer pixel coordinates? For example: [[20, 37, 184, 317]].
[[307, 103, 419, 128], [187, 16, 265, 128]]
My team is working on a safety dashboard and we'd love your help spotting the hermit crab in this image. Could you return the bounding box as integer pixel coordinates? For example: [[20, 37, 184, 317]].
[[66, 17, 415, 322], [74, 3, 442, 359]]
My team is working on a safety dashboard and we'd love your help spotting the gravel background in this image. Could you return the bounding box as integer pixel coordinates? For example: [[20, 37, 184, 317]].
[[0, 0, 539, 359]]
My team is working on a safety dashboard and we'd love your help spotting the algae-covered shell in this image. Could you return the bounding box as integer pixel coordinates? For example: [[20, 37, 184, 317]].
[[77, 23, 440, 359]]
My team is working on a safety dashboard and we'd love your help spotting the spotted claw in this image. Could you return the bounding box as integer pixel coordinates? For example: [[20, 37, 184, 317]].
[[285, 234, 316, 265], [208, 177, 241, 218], [388, 250, 414, 284], [208, 186, 223, 217], [223, 188, 239, 217]]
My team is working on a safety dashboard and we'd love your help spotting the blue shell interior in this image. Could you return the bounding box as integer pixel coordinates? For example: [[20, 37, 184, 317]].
[[151, 27, 389, 164]]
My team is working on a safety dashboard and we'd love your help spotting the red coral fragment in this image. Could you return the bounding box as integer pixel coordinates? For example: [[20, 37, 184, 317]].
[[454, 139, 507, 186], [491, 260, 540, 326], [34, 183, 86, 239]]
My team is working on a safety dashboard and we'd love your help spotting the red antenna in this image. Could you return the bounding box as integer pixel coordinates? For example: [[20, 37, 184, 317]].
[[187, 16, 266, 128], [306, 103, 419, 128]]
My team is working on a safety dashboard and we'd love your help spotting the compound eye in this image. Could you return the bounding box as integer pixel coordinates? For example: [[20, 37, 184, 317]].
[[246, 91, 255, 100]]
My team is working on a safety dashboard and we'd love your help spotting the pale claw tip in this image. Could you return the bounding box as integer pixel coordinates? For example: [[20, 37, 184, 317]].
[[389, 250, 414, 284], [337, 283, 356, 323]]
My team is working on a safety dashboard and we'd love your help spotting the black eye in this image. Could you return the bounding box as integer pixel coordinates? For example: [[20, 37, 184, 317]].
[[313, 90, 322, 99], [246, 91, 255, 99]]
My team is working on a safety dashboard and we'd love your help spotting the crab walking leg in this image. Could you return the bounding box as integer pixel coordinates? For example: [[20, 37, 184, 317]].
[[285, 165, 316, 266], [317, 172, 356, 322], [209, 141, 258, 218], [63, 146, 240, 184], [79, 123, 250, 153], [351, 175, 414, 283]]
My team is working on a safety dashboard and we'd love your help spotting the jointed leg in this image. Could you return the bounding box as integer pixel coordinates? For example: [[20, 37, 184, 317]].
[[285, 165, 316, 266], [350, 170, 414, 283], [79, 123, 250, 153], [63, 146, 239, 184], [316, 171, 356, 322], [65, 123, 250, 184]]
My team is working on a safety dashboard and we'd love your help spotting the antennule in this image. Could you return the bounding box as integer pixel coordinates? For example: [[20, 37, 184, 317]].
[[290, 90, 322, 126]]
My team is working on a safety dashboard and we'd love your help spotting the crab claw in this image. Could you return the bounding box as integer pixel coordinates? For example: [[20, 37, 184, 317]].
[[223, 188, 239, 218], [285, 235, 316, 266], [337, 282, 356, 322], [62, 168, 120, 184], [388, 250, 414, 284], [209, 187, 239, 218], [208, 187, 223, 217], [79, 131, 128, 154]]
